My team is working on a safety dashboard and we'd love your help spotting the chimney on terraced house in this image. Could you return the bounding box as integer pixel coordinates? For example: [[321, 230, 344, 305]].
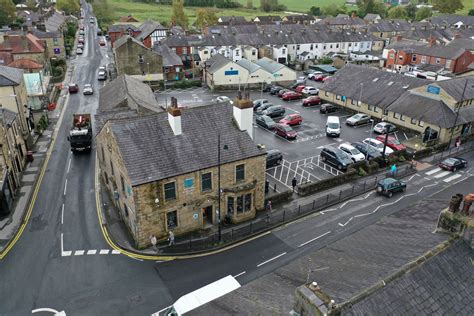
[[168, 97, 182, 136], [233, 91, 253, 139]]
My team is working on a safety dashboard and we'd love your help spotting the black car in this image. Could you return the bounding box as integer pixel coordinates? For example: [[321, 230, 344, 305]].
[[376, 178, 406, 198], [263, 84, 274, 92], [255, 115, 276, 130], [253, 99, 269, 111], [266, 149, 283, 167], [351, 142, 382, 160], [320, 103, 339, 114], [270, 86, 283, 95], [438, 157, 468, 172], [262, 105, 285, 118], [320, 146, 353, 171], [256, 103, 274, 115]]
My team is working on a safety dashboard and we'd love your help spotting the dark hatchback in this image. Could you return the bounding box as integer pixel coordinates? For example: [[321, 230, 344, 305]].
[[266, 149, 283, 167], [262, 105, 285, 118], [439, 157, 468, 172], [320, 103, 339, 114], [255, 115, 276, 130], [274, 124, 297, 139], [376, 178, 406, 197], [320, 146, 353, 171], [270, 86, 284, 95], [255, 103, 274, 115], [351, 142, 382, 160]]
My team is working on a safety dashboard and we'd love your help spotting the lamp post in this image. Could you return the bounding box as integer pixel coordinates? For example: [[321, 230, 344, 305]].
[[447, 79, 471, 148], [358, 83, 363, 112], [217, 133, 228, 242]]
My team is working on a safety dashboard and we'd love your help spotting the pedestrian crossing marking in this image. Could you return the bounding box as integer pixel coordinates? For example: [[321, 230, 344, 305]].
[[87, 250, 97, 255], [443, 174, 462, 183], [425, 167, 442, 175], [74, 250, 85, 256], [99, 249, 110, 255], [111, 250, 121, 254], [433, 171, 452, 179]]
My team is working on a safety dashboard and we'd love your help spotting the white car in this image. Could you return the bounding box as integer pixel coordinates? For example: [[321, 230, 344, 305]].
[[76, 47, 83, 55], [216, 96, 233, 104], [362, 138, 394, 155], [302, 86, 319, 95], [307, 71, 323, 80], [83, 84, 94, 95], [338, 143, 365, 162], [373, 122, 397, 134], [296, 76, 306, 84]]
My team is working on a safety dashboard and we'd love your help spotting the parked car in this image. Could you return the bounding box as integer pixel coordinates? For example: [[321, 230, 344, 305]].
[[274, 123, 297, 140], [282, 91, 302, 101], [76, 47, 83, 55], [346, 113, 371, 126], [83, 84, 94, 95], [303, 69, 318, 76], [255, 103, 274, 115], [77, 43, 84, 49], [80, 25, 85, 30], [320, 103, 339, 114], [338, 143, 365, 162], [375, 135, 406, 151], [313, 74, 328, 81], [362, 138, 394, 155], [216, 96, 232, 103], [278, 89, 290, 98], [295, 85, 306, 93], [262, 105, 285, 118], [68, 83, 79, 93], [255, 115, 276, 130], [263, 84, 274, 92], [99, 38, 106, 46], [98, 70, 107, 81], [438, 157, 468, 172], [373, 122, 397, 134], [351, 142, 382, 160], [79, 30, 85, 36], [302, 86, 319, 95], [288, 82, 300, 89], [253, 99, 269, 111], [322, 76, 332, 82], [279, 114, 302, 126], [270, 86, 283, 95], [266, 149, 283, 167], [78, 36, 85, 44], [296, 76, 306, 84], [89, 17, 95, 23], [307, 71, 323, 80], [302, 96, 322, 107], [320, 146, 353, 171], [376, 178, 406, 198]]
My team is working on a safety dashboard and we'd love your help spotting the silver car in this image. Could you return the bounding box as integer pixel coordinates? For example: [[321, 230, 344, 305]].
[[346, 113, 371, 126], [83, 84, 93, 95]]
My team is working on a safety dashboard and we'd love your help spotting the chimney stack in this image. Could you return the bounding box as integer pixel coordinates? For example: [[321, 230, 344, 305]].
[[428, 36, 437, 47], [454, 32, 462, 39], [168, 97, 182, 136], [233, 92, 253, 139], [396, 35, 403, 42]]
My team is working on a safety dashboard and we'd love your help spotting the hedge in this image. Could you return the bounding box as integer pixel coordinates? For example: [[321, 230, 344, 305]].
[[297, 168, 358, 196]]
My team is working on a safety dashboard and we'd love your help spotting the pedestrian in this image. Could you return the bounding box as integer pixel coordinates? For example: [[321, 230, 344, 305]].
[[265, 213, 270, 225], [390, 164, 397, 177], [150, 235, 157, 252], [266, 200, 272, 212], [292, 177, 297, 192], [168, 231, 175, 246]]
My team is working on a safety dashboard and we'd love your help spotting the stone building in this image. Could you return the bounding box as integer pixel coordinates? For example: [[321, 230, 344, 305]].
[[96, 96, 266, 248]]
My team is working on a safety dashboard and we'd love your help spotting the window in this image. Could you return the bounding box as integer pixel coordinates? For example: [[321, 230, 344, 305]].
[[351, 99, 356, 105], [336, 44, 339, 48], [411, 118, 417, 125], [227, 196, 234, 213], [182, 47, 187, 54], [398, 55, 403, 61], [120, 175, 125, 193], [101, 146, 105, 161], [412, 54, 417, 62], [53, 38, 58, 46], [310, 44, 313, 50], [368, 104, 373, 111], [380, 33, 383, 37], [325, 91, 329, 97], [282, 49, 286, 54], [235, 50, 239, 56], [167, 211, 177, 229], [252, 50, 256, 56], [236, 164, 245, 182], [237, 196, 243, 213], [389, 53, 395, 59], [172, 47, 176, 52], [104, 171, 109, 185], [201, 172, 212, 191], [138, 54, 144, 63], [421, 56, 427, 63], [164, 182, 176, 201], [244, 193, 252, 212], [323, 45, 326, 50], [400, 114, 405, 121], [394, 112, 400, 119], [330, 44, 333, 49], [349, 43, 352, 47], [383, 109, 389, 116], [435, 58, 441, 64], [297, 45, 300, 50], [418, 120, 424, 127], [373, 106, 379, 113], [203, 50, 209, 54], [446, 60, 451, 69], [336, 95, 340, 100]]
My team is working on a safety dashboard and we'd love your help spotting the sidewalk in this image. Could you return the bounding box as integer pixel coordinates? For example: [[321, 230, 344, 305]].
[[0, 64, 74, 255]]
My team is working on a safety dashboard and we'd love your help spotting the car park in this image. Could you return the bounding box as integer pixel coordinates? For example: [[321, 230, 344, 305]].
[[270, 86, 283, 95], [351, 142, 382, 160], [255, 115, 276, 130], [303, 69, 318, 76], [373, 122, 397, 134], [302, 96, 322, 107], [274, 124, 297, 140], [346, 113, 371, 126], [279, 114, 302, 126], [278, 89, 290, 98], [262, 105, 285, 118], [83, 84, 94, 95], [253, 99, 269, 111], [438, 157, 468, 172], [266, 149, 283, 167], [282, 91, 302, 101], [326, 116, 341, 137], [338, 143, 365, 162], [362, 138, 394, 155], [98, 70, 107, 81], [320, 146, 353, 171], [302, 86, 319, 95], [375, 135, 406, 151], [68, 83, 79, 93], [320, 103, 339, 114], [255, 103, 274, 115], [76, 47, 83, 55], [376, 178, 406, 198], [295, 85, 306, 93]]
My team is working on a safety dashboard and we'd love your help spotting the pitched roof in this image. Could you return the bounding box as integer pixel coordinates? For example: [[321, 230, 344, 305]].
[[0, 52, 13, 66], [236, 58, 262, 73], [136, 21, 165, 41], [30, 28, 61, 39], [45, 11, 66, 32], [153, 44, 183, 67], [206, 54, 232, 74], [114, 35, 147, 50], [254, 15, 282, 23], [107, 103, 265, 186], [254, 57, 284, 74], [364, 14, 380, 21], [0, 34, 45, 54], [437, 76, 474, 101], [8, 58, 43, 70], [427, 15, 474, 26], [321, 64, 427, 109], [119, 15, 139, 23], [0, 65, 24, 86], [218, 16, 247, 24], [0, 108, 17, 127], [108, 24, 141, 33]]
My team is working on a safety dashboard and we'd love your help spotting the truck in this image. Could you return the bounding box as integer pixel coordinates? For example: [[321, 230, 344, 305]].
[[68, 114, 92, 153]]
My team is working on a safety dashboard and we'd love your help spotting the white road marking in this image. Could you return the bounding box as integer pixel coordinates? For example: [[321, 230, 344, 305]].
[[317, 143, 336, 149], [433, 171, 451, 179], [99, 249, 110, 255], [61, 204, 64, 225], [443, 174, 462, 183], [111, 249, 121, 254], [32, 308, 64, 314], [418, 182, 438, 193], [152, 306, 172, 316], [74, 250, 85, 256], [320, 208, 337, 215], [298, 231, 331, 248], [406, 174, 417, 182], [67, 157, 72, 173], [425, 167, 442, 175], [60, 233, 72, 257], [63, 179, 68, 196], [233, 271, 246, 278], [127, 255, 144, 261], [257, 252, 287, 267], [338, 217, 353, 227], [87, 250, 97, 255]]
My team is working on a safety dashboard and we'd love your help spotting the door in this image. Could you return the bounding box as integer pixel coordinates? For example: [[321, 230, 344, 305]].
[[203, 205, 213, 224]]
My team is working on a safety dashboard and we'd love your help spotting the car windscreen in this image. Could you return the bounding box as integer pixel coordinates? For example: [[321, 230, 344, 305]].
[[282, 125, 292, 132], [328, 123, 339, 129]]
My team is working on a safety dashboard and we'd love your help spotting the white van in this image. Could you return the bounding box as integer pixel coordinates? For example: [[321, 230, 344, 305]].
[[326, 116, 340, 137]]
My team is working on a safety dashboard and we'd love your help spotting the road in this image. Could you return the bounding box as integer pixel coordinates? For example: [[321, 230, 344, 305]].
[[1, 4, 473, 315]]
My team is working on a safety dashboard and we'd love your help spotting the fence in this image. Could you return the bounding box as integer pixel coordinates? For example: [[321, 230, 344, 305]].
[[428, 141, 474, 164], [161, 165, 416, 255]]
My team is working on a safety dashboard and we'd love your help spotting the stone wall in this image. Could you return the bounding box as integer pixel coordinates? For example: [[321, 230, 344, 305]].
[[114, 38, 163, 77]]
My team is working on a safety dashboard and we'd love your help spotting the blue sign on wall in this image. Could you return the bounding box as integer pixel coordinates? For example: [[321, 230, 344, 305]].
[[53, 48, 61, 54], [184, 178, 194, 189], [225, 70, 239, 76], [426, 85, 440, 95]]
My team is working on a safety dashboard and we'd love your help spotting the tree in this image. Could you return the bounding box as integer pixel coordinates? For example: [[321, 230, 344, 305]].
[[404, 3, 417, 21], [246, 0, 253, 9], [92, 0, 114, 29], [0, 0, 16, 26], [415, 7, 433, 21], [469, 9, 474, 16], [322, 5, 347, 17], [387, 6, 406, 19], [309, 6, 321, 16], [195, 9, 218, 29], [357, 0, 387, 18], [56, 0, 80, 15], [432, 0, 463, 14], [171, 0, 188, 29]]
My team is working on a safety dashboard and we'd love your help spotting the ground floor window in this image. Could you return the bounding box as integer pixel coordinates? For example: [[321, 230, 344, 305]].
[[167, 210, 177, 229], [236, 193, 252, 213], [227, 196, 234, 213]]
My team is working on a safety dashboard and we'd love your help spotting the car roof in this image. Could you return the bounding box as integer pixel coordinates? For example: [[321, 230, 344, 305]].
[[379, 178, 400, 185], [339, 143, 355, 150], [267, 149, 281, 155]]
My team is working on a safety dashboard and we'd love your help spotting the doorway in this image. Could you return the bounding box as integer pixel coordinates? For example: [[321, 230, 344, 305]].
[[203, 205, 213, 225]]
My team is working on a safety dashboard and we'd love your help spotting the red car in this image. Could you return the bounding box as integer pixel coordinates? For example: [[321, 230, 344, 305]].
[[78, 37, 85, 44], [274, 124, 297, 139], [313, 74, 327, 81], [322, 76, 332, 82], [375, 135, 406, 151], [282, 91, 302, 101], [68, 83, 79, 93], [295, 85, 306, 93], [302, 96, 322, 107], [279, 114, 303, 126]]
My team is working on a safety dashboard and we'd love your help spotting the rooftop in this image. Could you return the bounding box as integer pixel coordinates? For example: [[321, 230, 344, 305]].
[[254, 57, 284, 74], [0, 65, 24, 86], [236, 58, 262, 73], [206, 54, 232, 74]]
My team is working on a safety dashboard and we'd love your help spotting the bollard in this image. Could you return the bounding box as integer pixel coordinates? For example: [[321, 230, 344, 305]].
[[274, 184, 277, 192], [298, 205, 301, 215], [312, 200, 315, 210], [283, 210, 286, 221]]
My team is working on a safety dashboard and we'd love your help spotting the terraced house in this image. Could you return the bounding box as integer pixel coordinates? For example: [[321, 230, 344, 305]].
[[97, 96, 266, 248]]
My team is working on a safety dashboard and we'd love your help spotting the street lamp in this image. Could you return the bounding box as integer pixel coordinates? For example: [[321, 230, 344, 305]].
[[217, 133, 229, 242], [447, 79, 471, 148]]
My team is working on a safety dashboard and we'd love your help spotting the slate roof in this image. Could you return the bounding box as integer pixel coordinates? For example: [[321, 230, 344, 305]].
[[254, 57, 284, 74], [218, 16, 247, 24], [254, 16, 282, 23], [322, 64, 427, 109], [108, 24, 140, 33], [114, 35, 148, 50], [437, 76, 474, 101], [364, 14, 380, 21], [206, 54, 232, 74], [0, 34, 45, 54], [284, 15, 315, 23], [367, 20, 411, 33], [318, 16, 366, 27], [31, 28, 61, 39], [427, 15, 474, 26], [119, 15, 139, 23], [236, 58, 262, 73], [136, 21, 165, 41], [0, 108, 17, 126], [0, 65, 23, 86], [108, 103, 265, 186], [153, 44, 183, 67], [447, 38, 474, 52]]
